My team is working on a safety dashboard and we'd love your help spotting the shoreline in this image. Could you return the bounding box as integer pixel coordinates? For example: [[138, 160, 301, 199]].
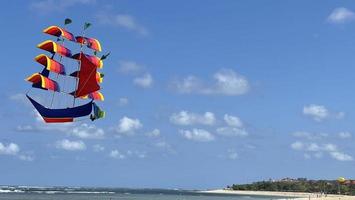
[[200, 189, 355, 200]]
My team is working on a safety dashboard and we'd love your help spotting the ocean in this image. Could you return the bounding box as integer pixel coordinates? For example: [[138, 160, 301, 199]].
[[0, 187, 289, 200]]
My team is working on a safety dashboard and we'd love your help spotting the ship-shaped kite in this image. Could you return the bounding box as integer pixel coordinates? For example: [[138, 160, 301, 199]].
[[26, 19, 108, 123]]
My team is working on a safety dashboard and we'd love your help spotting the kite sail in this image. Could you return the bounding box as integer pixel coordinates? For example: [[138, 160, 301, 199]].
[[25, 19, 107, 123]]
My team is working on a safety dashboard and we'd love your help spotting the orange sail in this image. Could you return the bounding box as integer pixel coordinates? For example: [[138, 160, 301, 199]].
[[43, 26, 75, 41], [26, 73, 59, 91], [35, 54, 66, 75], [80, 91, 104, 101], [72, 53, 103, 68], [76, 36, 102, 51], [37, 40, 72, 57]]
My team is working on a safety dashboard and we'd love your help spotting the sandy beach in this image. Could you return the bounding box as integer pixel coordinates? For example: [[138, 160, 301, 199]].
[[201, 189, 355, 200]]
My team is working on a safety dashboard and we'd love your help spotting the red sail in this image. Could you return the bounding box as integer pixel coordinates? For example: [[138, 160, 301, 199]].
[[74, 53, 100, 97]]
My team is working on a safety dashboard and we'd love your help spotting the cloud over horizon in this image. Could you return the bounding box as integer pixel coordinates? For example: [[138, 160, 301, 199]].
[[30, 0, 96, 13], [180, 129, 215, 142], [56, 139, 86, 151], [171, 69, 250, 96], [114, 116, 143, 136], [133, 73, 153, 88], [170, 111, 216, 126], [327, 7, 355, 24], [0, 142, 33, 161], [302, 104, 344, 122], [96, 11, 148, 36], [291, 140, 353, 161]]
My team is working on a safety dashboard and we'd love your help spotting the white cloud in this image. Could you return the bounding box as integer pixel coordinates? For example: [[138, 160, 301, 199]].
[[118, 97, 129, 106], [314, 152, 323, 159], [216, 127, 248, 137], [16, 125, 35, 132], [303, 104, 345, 122], [0, 143, 20, 155], [217, 114, 248, 137], [133, 73, 153, 88], [17, 121, 104, 140], [126, 150, 146, 159], [338, 132, 352, 139], [290, 141, 352, 162], [245, 144, 256, 149], [224, 114, 243, 127], [155, 141, 175, 154], [16, 110, 74, 133], [69, 124, 104, 139], [9, 93, 27, 104], [170, 111, 216, 126], [323, 143, 337, 152], [110, 149, 146, 159], [303, 104, 329, 121], [96, 12, 148, 36], [307, 143, 321, 152], [38, 122, 73, 132], [291, 142, 331, 152], [210, 69, 250, 95], [118, 60, 143, 75], [180, 129, 215, 142], [30, 0, 95, 13], [56, 139, 86, 151], [146, 129, 160, 137], [327, 7, 355, 24], [137, 152, 146, 158], [330, 151, 353, 161], [18, 154, 35, 162], [93, 144, 105, 152], [219, 149, 239, 160], [304, 153, 311, 159], [9, 93, 26, 101], [336, 112, 345, 119], [292, 131, 328, 140], [109, 150, 125, 159], [114, 116, 142, 135], [117, 61, 153, 89], [291, 141, 304, 151], [155, 141, 169, 148], [10, 93, 45, 108], [172, 69, 249, 96], [172, 76, 203, 94], [17, 112, 106, 140], [0, 142, 34, 161], [227, 149, 238, 160]]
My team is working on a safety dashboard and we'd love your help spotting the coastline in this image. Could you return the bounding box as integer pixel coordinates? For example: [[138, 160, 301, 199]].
[[201, 189, 355, 200]]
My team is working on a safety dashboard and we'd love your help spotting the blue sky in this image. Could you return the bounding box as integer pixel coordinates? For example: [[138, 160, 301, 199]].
[[1, 0, 355, 189]]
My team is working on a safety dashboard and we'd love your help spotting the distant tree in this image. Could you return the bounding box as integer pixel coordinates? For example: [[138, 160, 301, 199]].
[[229, 179, 353, 195]]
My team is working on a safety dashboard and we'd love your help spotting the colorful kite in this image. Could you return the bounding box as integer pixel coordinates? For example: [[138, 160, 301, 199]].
[[26, 19, 107, 123]]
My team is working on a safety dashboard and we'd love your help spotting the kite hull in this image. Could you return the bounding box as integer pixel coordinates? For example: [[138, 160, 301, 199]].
[[26, 95, 93, 123]]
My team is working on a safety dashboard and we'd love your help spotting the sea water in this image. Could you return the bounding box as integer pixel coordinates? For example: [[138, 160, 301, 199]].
[[0, 187, 289, 200]]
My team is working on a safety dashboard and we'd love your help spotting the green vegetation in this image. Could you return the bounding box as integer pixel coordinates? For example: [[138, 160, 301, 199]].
[[228, 178, 355, 195]]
